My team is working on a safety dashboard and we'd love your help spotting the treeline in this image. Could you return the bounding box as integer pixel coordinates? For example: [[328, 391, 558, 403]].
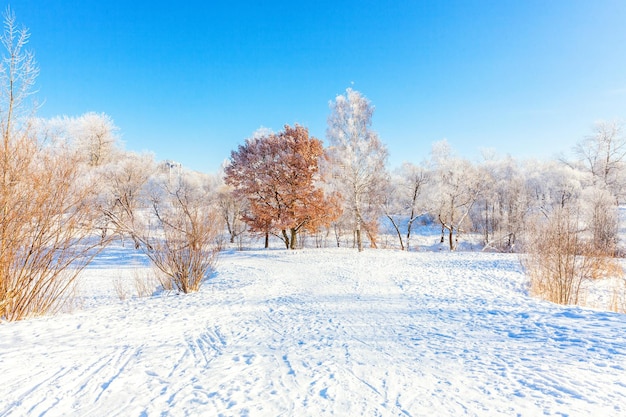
[[222, 90, 625, 258], [1, 9, 624, 320]]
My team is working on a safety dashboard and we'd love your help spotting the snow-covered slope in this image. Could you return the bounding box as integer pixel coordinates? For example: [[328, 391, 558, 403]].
[[1, 249, 625, 416]]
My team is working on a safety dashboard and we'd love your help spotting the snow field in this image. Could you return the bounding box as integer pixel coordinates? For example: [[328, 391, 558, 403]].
[[1, 248, 625, 416]]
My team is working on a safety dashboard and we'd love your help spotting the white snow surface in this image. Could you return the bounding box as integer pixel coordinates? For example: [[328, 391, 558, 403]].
[[1, 248, 626, 416]]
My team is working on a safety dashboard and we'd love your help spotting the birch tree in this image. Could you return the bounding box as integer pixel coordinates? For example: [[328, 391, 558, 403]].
[[326, 88, 388, 251]]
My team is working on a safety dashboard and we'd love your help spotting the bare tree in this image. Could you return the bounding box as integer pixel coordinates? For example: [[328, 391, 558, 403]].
[[1, 143, 107, 320], [98, 151, 155, 240], [326, 88, 388, 251], [143, 172, 220, 293], [579, 186, 618, 255]]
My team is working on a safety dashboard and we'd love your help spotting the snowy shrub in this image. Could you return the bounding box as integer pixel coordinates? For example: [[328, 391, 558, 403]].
[[136, 172, 220, 293], [0, 10, 110, 321], [608, 275, 626, 313], [579, 186, 619, 255], [522, 207, 623, 306], [112, 276, 129, 301], [132, 269, 159, 298]]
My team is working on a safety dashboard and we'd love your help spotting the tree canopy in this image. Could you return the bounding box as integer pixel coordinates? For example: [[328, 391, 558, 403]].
[[225, 124, 338, 249]]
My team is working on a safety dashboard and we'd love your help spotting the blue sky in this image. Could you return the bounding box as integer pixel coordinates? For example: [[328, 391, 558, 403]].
[[9, 0, 626, 172]]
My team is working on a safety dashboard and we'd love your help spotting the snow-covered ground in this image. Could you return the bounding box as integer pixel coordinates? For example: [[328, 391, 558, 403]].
[[1, 247, 626, 416]]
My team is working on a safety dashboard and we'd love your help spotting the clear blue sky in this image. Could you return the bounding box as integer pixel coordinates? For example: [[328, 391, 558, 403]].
[[9, 0, 626, 172]]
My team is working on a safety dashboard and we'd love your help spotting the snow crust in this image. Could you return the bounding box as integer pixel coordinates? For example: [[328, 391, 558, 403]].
[[1, 248, 625, 416]]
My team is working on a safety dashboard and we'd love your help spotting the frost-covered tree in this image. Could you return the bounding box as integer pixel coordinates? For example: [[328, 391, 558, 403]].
[[105, 164, 221, 294], [141, 170, 220, 293], [383, 162, 429, 251], [429, 140, 484, 251], [215, 182, 248, 247], [525, 159, 587, 217], [0, 7, 38, 147], [579, 186, 618, 255], [568, 121, 624, 253], [36, 112, 121, 168], [99, 151, 155, 239], [473, 155, 530, 252], [71, 112, 120, 167], [225, 124, 338, 249], [574, 120, 626, 202], [326, 88, 388, 251], [520, 159, 619, 254]]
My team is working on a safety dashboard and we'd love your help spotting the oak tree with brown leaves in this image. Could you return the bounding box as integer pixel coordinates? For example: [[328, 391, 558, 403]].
[[225, 124, 338, 249]]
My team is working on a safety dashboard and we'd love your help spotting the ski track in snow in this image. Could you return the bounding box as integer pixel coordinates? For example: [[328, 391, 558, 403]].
[[1, 248, 626, 416]]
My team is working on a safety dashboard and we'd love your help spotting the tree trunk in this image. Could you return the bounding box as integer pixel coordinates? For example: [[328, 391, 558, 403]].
[[264, 232, 269, 249], [387, 215, 405, 250], [484, 201, 489, 245], [355, 207, 364, 252], [289, 228, 297, 250], [449, 227, 455, 251], [406, 217, 415, 251], [365, 226, 378, 249], [281, 229, 290, 249], [334, 223, 341, 247], [226, 217, 235, 244]]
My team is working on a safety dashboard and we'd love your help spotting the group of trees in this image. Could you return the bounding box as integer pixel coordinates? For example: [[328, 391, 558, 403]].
[[0, 9, 222, 320], [223, 89, 389, 252], [1, 8, 624, 320], [224, 91, 626, 259], [2, 95, 223, 320], [221, 88, 626, 309]]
